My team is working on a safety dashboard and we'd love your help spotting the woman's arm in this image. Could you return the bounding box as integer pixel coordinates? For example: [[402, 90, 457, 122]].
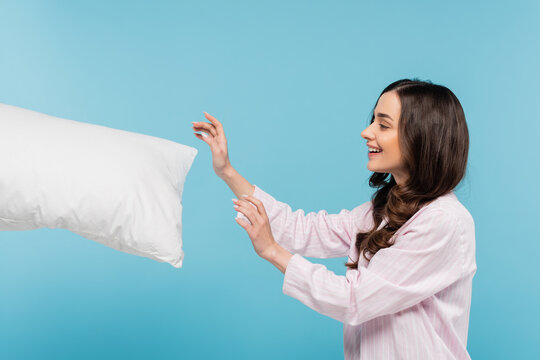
[[193, 112, 368, 259], [256, 187, 370, 258], [279, 208, 475, 326], [220, 163, 366, 258], [220, 165, 255, 199]]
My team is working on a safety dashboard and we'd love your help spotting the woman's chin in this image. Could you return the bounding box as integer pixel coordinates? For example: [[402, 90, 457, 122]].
[[367, 165, 390, 174]]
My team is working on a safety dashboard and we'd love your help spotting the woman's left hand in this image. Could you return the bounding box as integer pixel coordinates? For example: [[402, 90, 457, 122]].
[[233, 195, 277, 260]]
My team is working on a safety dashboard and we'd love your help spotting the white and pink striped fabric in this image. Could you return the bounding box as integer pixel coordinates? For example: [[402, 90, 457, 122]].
[[252, 185, 476, 360]]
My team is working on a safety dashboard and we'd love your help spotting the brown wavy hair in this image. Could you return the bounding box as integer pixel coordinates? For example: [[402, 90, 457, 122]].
[[344, 78, 469, 270]]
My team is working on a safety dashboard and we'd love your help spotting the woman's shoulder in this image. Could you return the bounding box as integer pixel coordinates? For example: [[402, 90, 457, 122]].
[[409, 191, 475, 235], [432, 191, 473, 225]]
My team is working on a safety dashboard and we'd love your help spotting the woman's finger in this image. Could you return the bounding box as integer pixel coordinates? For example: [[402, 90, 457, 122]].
[[193, 129, 213, 139], [192, 122, 217, 137], [234, 207, 254, 230], [194, 132, 213, 145], [235, 216, 250, 228], [234, 199, 259, 225], [193, 129, 210, 137], [203, 112, 225, 137], [240, 195, 266, 217]]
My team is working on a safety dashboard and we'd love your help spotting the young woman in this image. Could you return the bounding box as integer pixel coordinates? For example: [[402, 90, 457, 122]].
[[192, 79, 476, 359]]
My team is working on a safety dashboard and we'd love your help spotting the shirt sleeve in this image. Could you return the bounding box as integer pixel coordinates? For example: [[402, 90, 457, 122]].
[[252, 184, 371, 259], [281, 208, 465, 326]]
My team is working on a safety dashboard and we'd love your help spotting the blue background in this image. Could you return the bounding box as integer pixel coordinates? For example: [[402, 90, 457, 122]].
[[1, 0, 538, 359]]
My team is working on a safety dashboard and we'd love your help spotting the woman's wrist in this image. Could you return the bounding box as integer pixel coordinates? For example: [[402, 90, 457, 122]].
[[262, 243, 293, 274]]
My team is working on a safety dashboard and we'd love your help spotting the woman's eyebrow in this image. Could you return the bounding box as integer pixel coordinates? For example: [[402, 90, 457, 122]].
[[375, 112, 394, 121]]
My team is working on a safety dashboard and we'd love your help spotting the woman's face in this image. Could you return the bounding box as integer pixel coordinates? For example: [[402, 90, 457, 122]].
[[361, 90, 408, 185]]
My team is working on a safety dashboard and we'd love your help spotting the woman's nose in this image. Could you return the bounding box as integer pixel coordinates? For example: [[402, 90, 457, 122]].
[[361, 127, 372, 140]]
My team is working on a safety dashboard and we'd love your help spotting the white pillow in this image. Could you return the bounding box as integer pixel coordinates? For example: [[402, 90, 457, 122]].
[[0, 103, 197, 268]]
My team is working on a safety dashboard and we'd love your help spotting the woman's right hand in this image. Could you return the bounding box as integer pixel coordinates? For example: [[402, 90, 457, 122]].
[[192, 112, 232, 178]]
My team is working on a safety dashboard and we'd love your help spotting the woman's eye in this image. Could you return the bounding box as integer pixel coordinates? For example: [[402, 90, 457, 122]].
[[379, 124, 388, 129]]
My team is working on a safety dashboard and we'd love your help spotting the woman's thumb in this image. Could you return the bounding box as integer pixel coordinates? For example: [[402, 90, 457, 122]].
[[195, 132, 210, 144]]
